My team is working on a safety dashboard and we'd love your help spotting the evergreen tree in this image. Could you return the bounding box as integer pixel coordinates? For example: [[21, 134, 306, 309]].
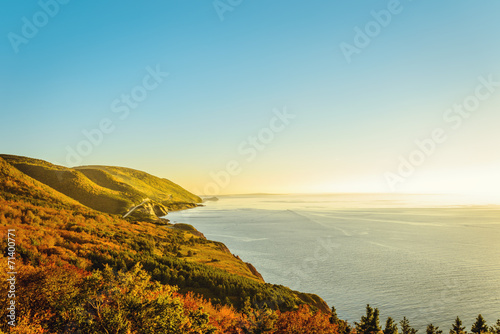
[[450, 317, 467, 334], [471, 315, 489, 334], [241, 296, 253, 317], [384, 317, 399, 334], [339, 320, 353, 334], [329, 306, 352, 334], [330, 306, 340, 325], [490, 319, 500, 334], [400, 317, 418, 334], [427, 324, 443, 334], [356, 304, 381, 334]]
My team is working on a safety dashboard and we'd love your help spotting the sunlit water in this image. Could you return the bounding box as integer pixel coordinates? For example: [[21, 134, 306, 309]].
[[167, 194, 500, 330]]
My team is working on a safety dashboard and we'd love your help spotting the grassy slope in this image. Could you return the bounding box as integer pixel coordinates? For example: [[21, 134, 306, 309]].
[[0, 155, 201, 216], [1, 154, 135, 214], [0, 157, 82, 210], [75, 165, 202, 205], [0, 154, 330, 312]]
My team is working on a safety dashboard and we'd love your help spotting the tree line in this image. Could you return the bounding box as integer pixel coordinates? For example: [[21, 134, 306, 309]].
[[345, 304, 500, 334]]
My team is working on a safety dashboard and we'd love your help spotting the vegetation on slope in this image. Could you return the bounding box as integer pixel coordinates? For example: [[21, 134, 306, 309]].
[[2, 155, 497, 333], [0, 155, 333, 332], [0, 155, 201, 220], [75, 165, 202, 208], [0, 261, 339, 333], [0, 157, 82, 210]]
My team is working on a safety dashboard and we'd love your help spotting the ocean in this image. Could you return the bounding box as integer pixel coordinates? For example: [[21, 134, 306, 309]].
[[167, 194, 500, 330]]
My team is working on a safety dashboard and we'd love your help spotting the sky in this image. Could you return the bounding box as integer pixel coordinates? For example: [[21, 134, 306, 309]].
[[1, 1, 500, 200]]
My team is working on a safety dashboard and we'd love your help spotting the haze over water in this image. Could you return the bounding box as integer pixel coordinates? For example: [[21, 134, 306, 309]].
[[168, 194, 500, 330]]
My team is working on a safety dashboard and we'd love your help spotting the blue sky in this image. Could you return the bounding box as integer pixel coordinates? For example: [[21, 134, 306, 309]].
[[1, 1, 500, 200]]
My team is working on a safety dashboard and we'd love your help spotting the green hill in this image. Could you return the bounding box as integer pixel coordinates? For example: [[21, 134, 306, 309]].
[[75, 165, 201, 206], [0, 155, 201, 220], [0, 156, 83, 210]]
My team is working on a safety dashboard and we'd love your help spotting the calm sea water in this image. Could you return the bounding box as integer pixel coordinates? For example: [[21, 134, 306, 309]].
[[167, 194, 500, 330]]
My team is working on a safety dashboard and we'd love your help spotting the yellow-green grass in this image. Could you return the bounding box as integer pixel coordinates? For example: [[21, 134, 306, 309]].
[[177, 232, 264, 282], [1, 155, 201, 217], [75, 165, 202, 205], [0, 156, 83, 210], [1, 155, 134, 214]]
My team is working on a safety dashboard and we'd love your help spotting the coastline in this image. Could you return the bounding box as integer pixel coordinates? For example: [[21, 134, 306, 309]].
[[165, 194, 500, 330], [166, 199, 332, 313]]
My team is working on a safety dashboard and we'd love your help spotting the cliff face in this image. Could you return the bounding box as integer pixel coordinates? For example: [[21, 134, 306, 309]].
[[245, 262, 264, 281], [296, 292, 331, 313]]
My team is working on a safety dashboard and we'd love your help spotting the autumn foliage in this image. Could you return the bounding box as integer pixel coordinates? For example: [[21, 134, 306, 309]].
[[1, 156, 497, 333], [0, 156, 340, 333], [0, 260, 340, 333]]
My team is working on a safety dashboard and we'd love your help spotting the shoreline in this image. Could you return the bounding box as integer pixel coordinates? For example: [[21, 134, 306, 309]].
[[165, 195, 500, 330], [166, 199, 332, 312]]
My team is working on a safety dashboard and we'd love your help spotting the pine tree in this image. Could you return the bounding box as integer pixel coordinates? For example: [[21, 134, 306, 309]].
[[329, 306, 351, 334], [427, 324, 443, 334], [400, 317, 418, 334], [339, 320, 353, 334], [384, 317, 399, 334], [450, 317, 467, 334], [356, 304, 381, 334], [330, 306, 340, 325], [490, 319, 500, 334], [241, 297, 253, 317], [471, 315, 488, 334]]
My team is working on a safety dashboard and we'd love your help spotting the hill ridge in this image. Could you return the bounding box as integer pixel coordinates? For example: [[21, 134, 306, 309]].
[[0, 154, 201, 221]]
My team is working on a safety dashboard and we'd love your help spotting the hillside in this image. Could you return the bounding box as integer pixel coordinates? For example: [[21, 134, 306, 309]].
[[0, 154, 333, 332], [0, 157, 84, 210], [0, 156, 265, 281], [75, 165, 202, 207], [0, 155, 201, 221]]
